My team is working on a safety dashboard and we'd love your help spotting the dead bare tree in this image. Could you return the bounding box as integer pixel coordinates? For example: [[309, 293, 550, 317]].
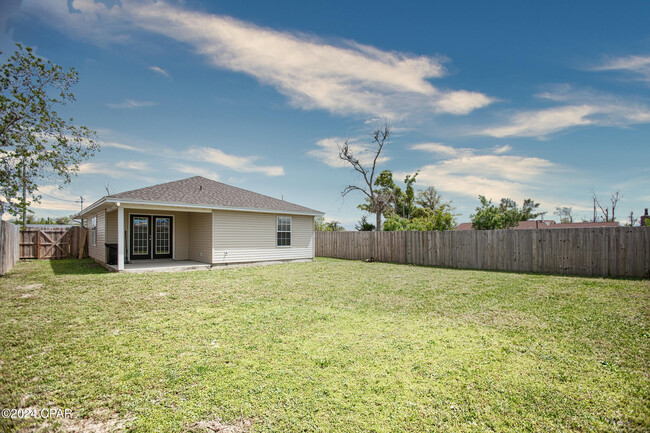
[[593, 191, 623, 222], [339, 124, 392, 230]]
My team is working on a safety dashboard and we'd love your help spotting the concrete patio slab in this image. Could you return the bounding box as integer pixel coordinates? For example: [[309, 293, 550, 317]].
[[108, 259, 211, 273]]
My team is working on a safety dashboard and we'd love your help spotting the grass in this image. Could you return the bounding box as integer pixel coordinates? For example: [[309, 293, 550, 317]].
[[0, 258, 648, 432]]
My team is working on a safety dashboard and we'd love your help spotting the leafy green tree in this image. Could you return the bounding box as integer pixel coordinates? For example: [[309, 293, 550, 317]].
[[414, 185, 456, 228], [373, 181, 456, 232], [55, 216, 72, 224], [416, 185, 444, 210], [0, 44, 98, 227], [520, 198, 542, 221], [471, 196, 504, 230], [496, 198, 523, 228], [383, 207, 455, 232], [11, 214, 73, 225], [315, 216, 345, 231], [411, 207, 456, 231], [361, 169, 419, 220], [314, 216, 327, 231], [382, 214, 426, 231], [471, 195, 541, 230], [358, 168, 395, 221], [324, 220, 344, 231], [355, 215, 375, 231], [554, 206, 573, 223], [398, 171, 418, 219]]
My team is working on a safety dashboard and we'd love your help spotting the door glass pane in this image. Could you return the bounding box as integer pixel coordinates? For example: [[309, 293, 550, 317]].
[[155, 217, 170, 255], [133, 217, 149, 255]]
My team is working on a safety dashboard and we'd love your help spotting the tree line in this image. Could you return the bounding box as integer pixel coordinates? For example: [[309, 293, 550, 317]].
[[320, 124, 630, 232]]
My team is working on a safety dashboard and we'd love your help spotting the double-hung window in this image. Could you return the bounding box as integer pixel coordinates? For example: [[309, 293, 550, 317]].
[[90, 216, 97, 247], [277, 216, 291, 247]]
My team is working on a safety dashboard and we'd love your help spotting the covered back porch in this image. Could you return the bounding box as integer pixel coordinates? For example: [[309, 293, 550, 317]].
[[104, 203, 213, 271]]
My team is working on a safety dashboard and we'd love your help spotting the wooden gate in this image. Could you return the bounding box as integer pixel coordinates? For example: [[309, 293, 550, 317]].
[[20, 227, 87, 260]]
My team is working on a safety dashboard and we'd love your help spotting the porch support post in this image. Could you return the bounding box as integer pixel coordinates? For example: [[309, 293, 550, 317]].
[[117, 205, 124, 271]]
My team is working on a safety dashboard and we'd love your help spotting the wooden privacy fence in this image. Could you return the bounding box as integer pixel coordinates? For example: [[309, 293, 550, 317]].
[[0, 221, 20, 276], [316, 227, 650, 278], [20, 227, 87, 260]]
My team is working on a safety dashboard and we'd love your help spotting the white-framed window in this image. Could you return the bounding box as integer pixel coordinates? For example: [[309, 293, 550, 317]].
[[277, 216, 291, 247], [90, 216, 97, 247]]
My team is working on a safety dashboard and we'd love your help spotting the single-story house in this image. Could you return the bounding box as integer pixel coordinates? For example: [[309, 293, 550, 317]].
[[76, 176, 324, 271]]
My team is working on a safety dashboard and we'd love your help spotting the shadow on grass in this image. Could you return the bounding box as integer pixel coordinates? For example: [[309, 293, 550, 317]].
[[49, 258, 109, 275]]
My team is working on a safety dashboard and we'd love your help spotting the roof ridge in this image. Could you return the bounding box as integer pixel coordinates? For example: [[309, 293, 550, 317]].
[[192, 176, 308, 209], [107, 176, 203, 198]]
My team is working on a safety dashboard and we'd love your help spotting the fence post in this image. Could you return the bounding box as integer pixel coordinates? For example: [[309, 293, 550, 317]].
[[35, 230, 41, 259], [0, 221, 20, 276]]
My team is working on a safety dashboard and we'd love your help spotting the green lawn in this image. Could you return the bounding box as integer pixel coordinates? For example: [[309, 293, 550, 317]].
[[0, 258, 648, 432]]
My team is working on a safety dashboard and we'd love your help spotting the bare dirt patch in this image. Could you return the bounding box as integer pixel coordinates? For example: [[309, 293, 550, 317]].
[[17, 284, 43, 291], [187, 417, 253, 433], [16, 408, 133, 433]]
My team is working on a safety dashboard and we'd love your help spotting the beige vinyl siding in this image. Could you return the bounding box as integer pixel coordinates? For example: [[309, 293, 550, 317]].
[[189, 212, 213, 263], [105, 210, 117, 243], [174, 212, 189, 260], [86, 211, 106, 263], [212, 210, 314, 264]]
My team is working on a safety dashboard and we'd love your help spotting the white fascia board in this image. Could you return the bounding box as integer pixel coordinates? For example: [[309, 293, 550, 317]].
[[104, 198, 323, 216], [75, 197, 107, 219]]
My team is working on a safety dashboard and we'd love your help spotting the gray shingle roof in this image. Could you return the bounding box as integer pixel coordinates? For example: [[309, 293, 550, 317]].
[[107, 176, 322, 215]]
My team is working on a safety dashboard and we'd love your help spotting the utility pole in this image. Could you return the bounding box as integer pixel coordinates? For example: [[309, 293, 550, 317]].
[[21, 161, 27, 228], [629, 211, 635, 226], [593, 197, 596, 223], [79, 196, 84, 228]]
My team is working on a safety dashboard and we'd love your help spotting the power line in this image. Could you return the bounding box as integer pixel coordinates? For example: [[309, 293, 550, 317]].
[[39, 193, 81, 203]]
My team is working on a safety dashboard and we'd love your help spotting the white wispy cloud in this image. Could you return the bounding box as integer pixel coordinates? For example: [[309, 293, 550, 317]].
[[24, 0, 494, 119], [115, 161, 150, 171], [149, 65, 170, 78], [174, 164, 220, 180], [307, 136, 391, 168], [482, 105, 596, 138], [80, 130, 284, 178], [409, 142, 471, 157], [107, 99, 157, 109], [591, 54, 650, 82], [37, 184, 78, 199], [76, 162, 159, 184], [481, 87, 650, 138], [101, 140, 140, 151], [27, 185, 81, 212], [77, 162, 128, 178], [189, 147, 284, 177], [28, 200, 80, 212], [406, 143, 560, 201], [493, 144, 511, 154]]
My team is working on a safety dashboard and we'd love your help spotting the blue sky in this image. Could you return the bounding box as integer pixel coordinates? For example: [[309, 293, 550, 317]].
[[2, 0, 649, 227]]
